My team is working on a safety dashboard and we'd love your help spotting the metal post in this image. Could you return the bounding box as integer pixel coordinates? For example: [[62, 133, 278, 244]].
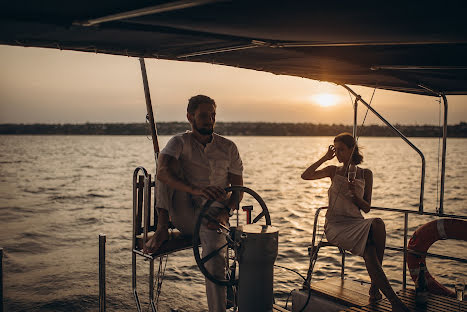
[[342, 84, 426, 213], [139, 58, 160, 231], [341, 249, 345, 279], [132, 167, 148, 312], [402, 213, 408, 290], [149, 259, 155, 310], [139, 58, 160, 165], [353, 97, 358, 138], [1, 248, 3, 312], [439, 94, 448, 215], [143, 175, 151, 249], [99, 234, 106, 312]]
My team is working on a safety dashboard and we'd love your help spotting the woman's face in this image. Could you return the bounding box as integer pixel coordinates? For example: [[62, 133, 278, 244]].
[[334, 140, 352, 164]]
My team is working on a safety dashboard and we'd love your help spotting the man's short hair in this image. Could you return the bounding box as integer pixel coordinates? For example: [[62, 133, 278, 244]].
[[187, 95, 216, 114]]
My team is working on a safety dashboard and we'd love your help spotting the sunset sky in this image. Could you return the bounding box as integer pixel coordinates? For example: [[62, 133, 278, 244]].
[[1, 45, 466, 126]]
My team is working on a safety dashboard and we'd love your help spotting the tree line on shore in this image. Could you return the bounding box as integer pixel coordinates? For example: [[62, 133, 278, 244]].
[[1, 122, 466, 137]]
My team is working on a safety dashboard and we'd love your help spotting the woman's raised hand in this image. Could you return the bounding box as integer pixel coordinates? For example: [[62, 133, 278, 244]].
[[324, 145, 336, 161]]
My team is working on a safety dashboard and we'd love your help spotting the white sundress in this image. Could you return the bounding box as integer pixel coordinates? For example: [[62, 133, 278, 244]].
[[324, 173, 374, 256]]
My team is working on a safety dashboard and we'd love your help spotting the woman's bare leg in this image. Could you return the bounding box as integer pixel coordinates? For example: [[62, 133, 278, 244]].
[[364, 222, 409, 311], [371, 218, 386, 265], [369, 218, 386, 300]]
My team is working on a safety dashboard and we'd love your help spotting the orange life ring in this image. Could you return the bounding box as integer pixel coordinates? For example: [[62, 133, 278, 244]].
[[407, 218, 467, 297]]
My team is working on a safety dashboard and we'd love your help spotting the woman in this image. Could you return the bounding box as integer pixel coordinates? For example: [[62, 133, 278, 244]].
[[301, 133, 409, 312]]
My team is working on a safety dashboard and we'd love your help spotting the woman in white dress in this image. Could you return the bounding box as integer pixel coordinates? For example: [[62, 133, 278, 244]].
[[301, 133, 409, 312]]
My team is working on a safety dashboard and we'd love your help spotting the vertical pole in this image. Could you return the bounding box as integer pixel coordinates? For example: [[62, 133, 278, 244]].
[[139, 58, 160, 164], [139, 57, 159, 231], [340, 250, 345, 280], [353, 97, 358, 138], [439, 94, 448, 215], [402, 213, 408, 290], [342, 84, 425, 213], [143, 175, 151, 248], [99, 234, 106, 312], [149, 259, 155, 307], [1, 248, 3, 312]]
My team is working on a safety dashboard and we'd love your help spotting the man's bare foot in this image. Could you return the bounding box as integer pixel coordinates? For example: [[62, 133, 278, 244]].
[[369, 285, 383, 302], [143, 227, 169, 254]]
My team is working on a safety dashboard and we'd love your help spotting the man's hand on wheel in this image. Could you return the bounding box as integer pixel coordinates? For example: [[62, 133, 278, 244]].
[[207, 208, 229, 230], [192, 185, 227, 201]]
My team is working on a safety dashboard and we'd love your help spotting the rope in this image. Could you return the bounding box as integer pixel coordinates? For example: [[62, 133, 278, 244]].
[[274, 264, 307, 281], [145, 113, 152, 141], [154, 254, 169, 308], [274, 264, 309, 311]]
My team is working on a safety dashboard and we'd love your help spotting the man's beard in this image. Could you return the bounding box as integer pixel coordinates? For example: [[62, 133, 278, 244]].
[[193, 120, 214, 135]]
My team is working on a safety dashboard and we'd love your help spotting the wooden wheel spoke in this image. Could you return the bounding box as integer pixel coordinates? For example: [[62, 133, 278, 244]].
[[252, 211, 265, 223], [201, 242, 229, 265]]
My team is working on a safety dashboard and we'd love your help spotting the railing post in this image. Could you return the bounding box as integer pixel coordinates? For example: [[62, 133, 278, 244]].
[[341, 84, 426, 213], [99, 234, 106, 312], [439, 93, 448, 215], [1, 247, 3, 312], [402, 213, 408, 290]]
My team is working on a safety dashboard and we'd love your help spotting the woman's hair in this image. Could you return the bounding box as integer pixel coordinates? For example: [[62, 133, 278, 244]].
[[334, 132, 363, 165]]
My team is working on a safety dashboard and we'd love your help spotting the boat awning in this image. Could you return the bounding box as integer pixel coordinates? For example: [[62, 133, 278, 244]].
[[1, 1, 467, 96]]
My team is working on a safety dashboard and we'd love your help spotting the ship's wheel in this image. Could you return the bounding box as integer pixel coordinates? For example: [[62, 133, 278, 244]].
[[192, 185, 271, 286]]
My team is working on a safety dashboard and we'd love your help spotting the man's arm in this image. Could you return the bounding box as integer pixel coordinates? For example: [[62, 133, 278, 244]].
[[158, 153, 227, 200], [227, 172, 243, 210], [157, 153, 195, 194], [145, 153, 188, 253]]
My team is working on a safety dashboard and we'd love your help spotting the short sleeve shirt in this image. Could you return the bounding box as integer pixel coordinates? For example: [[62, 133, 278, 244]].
[[161, 131, 243, 188]]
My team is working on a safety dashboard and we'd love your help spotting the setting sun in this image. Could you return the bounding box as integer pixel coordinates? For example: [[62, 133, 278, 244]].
[[311, 93, 340, 107]]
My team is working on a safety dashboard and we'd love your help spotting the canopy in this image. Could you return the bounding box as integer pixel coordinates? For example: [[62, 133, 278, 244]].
[[1, 1, 466, 96]]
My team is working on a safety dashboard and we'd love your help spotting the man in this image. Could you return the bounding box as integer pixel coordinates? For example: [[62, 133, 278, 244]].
[[145, 95, 243, 311]]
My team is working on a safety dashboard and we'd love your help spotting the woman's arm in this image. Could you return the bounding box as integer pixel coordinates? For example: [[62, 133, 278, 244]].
[[349, 168, 373, 213], [301, 145, 336, 180]]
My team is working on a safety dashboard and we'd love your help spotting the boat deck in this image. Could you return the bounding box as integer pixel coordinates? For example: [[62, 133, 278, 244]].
[[342, 289, 466, 312], [274, 304, 291, 312], [310, 277, 372, 307]]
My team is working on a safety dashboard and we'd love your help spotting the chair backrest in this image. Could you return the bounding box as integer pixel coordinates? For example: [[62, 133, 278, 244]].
[[132, 167, 157, 251]]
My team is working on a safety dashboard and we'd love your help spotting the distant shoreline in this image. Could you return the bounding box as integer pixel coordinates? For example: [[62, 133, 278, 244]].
[[1, 122, 466, 137]]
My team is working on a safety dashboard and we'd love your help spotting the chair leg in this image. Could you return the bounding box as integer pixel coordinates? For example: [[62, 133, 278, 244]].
[[132, 251, 142, 312], [339, 247, 345, 279], [149, 259, 157, 312]]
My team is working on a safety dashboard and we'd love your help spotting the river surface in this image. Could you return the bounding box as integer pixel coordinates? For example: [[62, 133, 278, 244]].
[[1, 135, 466, 311]]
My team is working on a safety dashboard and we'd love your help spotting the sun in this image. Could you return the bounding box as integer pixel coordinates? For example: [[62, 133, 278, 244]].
[[311, 93, 340, 107]]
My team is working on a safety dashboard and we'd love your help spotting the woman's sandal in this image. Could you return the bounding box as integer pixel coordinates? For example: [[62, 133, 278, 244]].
[[369, 286, 383, 302]]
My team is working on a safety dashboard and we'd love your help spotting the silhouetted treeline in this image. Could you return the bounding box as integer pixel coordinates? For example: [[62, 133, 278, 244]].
[[1, 122, 466, 137]]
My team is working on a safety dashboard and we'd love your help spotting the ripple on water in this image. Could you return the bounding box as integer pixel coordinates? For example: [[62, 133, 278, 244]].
[[75, 217, 100, 225], [1, 136, 466, 311]]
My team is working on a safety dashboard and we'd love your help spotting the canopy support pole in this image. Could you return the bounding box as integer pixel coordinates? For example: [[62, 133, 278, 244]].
[[352, 96, 358, 138], [439, 94, 448, 215], [139, 58, 160, 165], [418, 85, 448, 215], [341, 84, 426, 213]]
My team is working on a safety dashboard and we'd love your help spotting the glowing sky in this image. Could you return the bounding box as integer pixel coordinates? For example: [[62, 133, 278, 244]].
[[0, 45, 466, 125]]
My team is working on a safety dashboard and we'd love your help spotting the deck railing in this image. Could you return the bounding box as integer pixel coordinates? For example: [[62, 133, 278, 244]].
[[307, 206, 467, 289]]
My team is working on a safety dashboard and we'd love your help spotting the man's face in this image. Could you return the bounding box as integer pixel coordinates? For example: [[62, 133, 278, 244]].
[[189, 102, 216, 135]]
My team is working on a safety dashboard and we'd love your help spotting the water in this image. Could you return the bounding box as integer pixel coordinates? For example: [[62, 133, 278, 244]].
[[1, 135, 466, 311]]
